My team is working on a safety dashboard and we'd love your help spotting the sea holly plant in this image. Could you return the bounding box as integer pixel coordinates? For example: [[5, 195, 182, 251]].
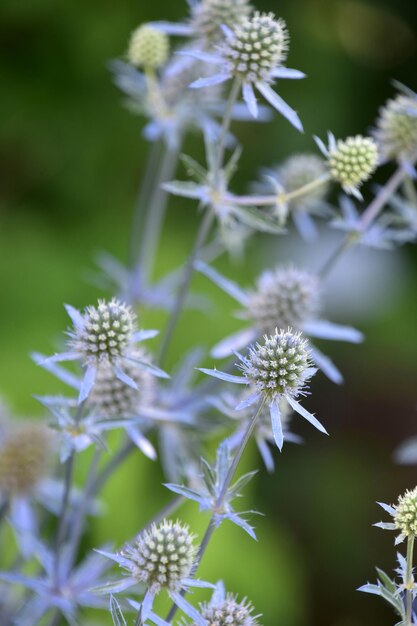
[[1, 2, 417, 626]]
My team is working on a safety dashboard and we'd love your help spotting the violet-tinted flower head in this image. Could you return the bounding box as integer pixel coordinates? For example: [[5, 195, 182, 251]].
[[122, 520, 197, 594], [196, 592, 261, 626], [69, 299, 136, 366], [277, 153, 329, 208], [127, 25, 169, 69], [374, 93, 417, 163], [239, 329, 313, 401], [0, 420, 52, 497], [247, 266, 321, 336], [190, 0, 253, 42], [221, 12, 289, 84], [88, 348, 156, 417]]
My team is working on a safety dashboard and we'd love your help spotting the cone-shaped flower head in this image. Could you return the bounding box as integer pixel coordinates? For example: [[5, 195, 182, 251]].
[[239, 329, 313, 401], [374, 94, 417, 162], [0, 421, 52, 496], [394, 487, 417, 538], [328, 135, 378, 194], [127, 25, 169, 69], [191, 0, 253, 42], [222, 11, 288, 83], [278, 153, 329, 209], [69, 299, 136, 366], [247, 267, 321, 336], [122, 520, 197, 594], [196, 593, 260, 626], [88, 348, 156, 417]]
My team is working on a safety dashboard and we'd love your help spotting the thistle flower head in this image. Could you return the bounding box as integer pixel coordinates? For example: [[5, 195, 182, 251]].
[[88, 348, 156, 417], [277, 153, 329, 209], [0, 421, 52, 496], [196, 593, 260, 626], [327, 135, 378, 195], [222, 11, 289, 84], [239, 329, 313, 401], [394, 487, 417, 538], [122, 520, 197, 594], [127, 25, 169, 69], [374, 94, 417, 162], [247, 266, 321, 336], [191, 0, 253, 42], [69, 299, 136, 366]]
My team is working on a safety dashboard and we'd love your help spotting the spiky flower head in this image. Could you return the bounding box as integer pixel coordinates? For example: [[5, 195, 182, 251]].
[[127, 25, 169, 69], [196, 593, 260, 626], [69, 299, 136, 366], [277, 153, 329, 209], [240, 329, 313, 401], [247, 266, 321, 336], [191, 0, 253, 42], [222, 11, 289, 84], [374, 94, 417, 162], [0, 421, 52, 496], [394, 487, 417, 538], [328, 135, 378, 193], [88, 348, 156, 417], [122, 520, 197, 594]]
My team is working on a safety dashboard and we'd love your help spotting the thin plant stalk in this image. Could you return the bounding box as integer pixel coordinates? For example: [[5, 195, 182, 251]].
[[319, 164, 409, 278], [214, 78, 241, 186], [405, 535, 415, 625], [165, 398, 267, 624], [53, 450, 75, 584]]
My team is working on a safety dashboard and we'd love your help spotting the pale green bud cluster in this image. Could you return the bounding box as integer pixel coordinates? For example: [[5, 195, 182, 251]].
[[374, 94, 417, 162], [123, 520, 197, 593], [247, 266, 321, 336], [191, 0, 253, 42], [241, 329, 312, 400], [127, 25, 169, 69], [71, 299, 136, 365], [0, 422, 51, 496], [394, 487, 417, 537], [196, 593, 260, 626], [328, 136, 378, 191], [223, 12, 289, 83]]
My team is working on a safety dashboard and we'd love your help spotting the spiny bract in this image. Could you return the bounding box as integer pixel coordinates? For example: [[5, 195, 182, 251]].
[[122, 519, 197, 593], [196, 593, 260, 626], [70, 299, 136, 366], [328, 135, 378, 191], [0, 421, 51, 496], [394, 487, 417, 537], [88, 348, 156, 417], [374, 94, 417, 162], [240, 329, 312, 400], [127, 25, 169, 69], [191, 0, 253, 41], [247, 266, 321, 335], [222, 11, 289, 83]]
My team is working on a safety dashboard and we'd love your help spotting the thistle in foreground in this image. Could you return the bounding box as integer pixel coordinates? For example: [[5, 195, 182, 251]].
[[96, 520, 211, 625], [196, 261, 363, 384], [41, 298, 168, 403], [199, 328, 326, 450], [375, 487, 417, 544], [188, 12, 305, 130]]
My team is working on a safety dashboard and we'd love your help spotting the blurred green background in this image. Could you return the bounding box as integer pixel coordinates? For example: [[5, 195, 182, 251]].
[[1, 0, 417, 624]]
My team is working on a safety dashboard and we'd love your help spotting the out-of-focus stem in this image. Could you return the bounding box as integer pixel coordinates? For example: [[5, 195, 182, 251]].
[[405, 535, 415, 625]]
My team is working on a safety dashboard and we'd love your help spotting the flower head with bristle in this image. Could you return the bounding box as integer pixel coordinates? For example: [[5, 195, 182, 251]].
[[199, 327, 327, 451], [374, 93, 417, 164], [190, 0, 253, 42], [316, 132, 378, 199], [195, 591, 261, 626], [95, 520, 211, 624], [187, 11, 305, 130], [40, 299, 168, 404], [375, 487, 417, 544]]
